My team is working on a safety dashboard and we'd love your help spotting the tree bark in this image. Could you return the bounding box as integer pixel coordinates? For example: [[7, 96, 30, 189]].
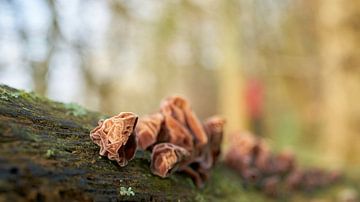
[[318, 0, 360, 168], [0, 85, 355, 201]]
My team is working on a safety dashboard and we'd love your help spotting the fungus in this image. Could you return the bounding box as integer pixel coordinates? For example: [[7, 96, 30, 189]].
[[244, 168, 262, 185], [225, 132, 341, 196], [150, 143, 190, 177], [261, 176, 280, 197], [133, 96, 225, 187], [273, 150, 295, 175], [225, 133, 291, 190], [285, 169, 304, 190], [180, 166, 206, 188], [225, 132, 259, 172], [136, 113, 164, 150], [90, 112, 138, 167], [158, 105, 194, 153], [179, 116, 226, 188], [160, 96, 208, 149], [202, 116, 226, 166], [89, 96, 225, 188]]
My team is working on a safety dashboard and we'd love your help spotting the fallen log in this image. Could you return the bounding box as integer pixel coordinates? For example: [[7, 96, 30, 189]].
[[0, 85, 357, 201]]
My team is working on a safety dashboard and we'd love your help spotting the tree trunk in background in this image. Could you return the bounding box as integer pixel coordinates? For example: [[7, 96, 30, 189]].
[[30, 0, 61, 96], [216, 1, 247, 149], [318, 0, 360, 168], [31, 63, 48, 96]]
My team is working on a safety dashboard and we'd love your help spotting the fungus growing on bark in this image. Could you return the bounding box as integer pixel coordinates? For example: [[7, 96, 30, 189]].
[[130, 96, 225, 187], [284, 167, 342, 192], [160, 96, 208, 150], [273, 150, 295, 175], [285, 169, 304, 190], [261, 176, 280, 197], [179, 116, 226, 188], [225, 132, 261, 172], [202, 116, 226, 165], [225, 132, 342, 195], [151, 143, 190, 177], [90, 112, 138, 167], [89, 96, 225, 188], [136, 113, 164, 150], [158, 104, 194, 153]]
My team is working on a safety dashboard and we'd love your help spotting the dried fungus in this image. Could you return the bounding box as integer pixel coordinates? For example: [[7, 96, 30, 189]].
[[90, 112, 138, 167], [151, 143, 190, 177], [225, 132, 342, 196]]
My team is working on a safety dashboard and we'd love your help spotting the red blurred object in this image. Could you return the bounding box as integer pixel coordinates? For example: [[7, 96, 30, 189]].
[[245, 79, 264, 135], [245, 79, 264, 119]]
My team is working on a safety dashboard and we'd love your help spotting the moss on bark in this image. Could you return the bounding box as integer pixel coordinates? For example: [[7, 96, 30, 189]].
[[0, 85, 358, 201]]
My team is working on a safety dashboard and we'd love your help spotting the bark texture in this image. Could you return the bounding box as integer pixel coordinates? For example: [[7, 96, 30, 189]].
[[0, 85, 357, 202]]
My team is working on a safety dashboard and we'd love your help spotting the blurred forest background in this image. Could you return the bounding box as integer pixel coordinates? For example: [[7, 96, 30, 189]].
[[0, 0, 359, 171]]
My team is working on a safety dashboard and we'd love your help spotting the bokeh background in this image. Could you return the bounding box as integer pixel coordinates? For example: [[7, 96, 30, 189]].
[[1, 0, 359, 171]]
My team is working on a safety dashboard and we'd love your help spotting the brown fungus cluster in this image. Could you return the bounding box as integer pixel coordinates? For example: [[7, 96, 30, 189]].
[[135, 113, 164, 150], [89, 97, 341, 193], [90, 96, 225, 188], [181, 116, 225, 187], [138, 96, 225, 187], [90, 112, 138, 167], [225, 132, 342, 197]]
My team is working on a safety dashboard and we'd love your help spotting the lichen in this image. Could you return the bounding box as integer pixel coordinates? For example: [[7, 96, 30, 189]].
[[0, 89, 20, 100], [0, 87, 45, 101], [45, 149, 56, 158], [0, 94, 9, 101], [119, 186, 135, 196]]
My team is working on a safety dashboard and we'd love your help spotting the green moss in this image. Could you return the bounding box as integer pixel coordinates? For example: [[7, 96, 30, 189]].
[[64, 103, 88, 117], [195, 165, 269, 202], [0, 87, 46, 102], [13, 91, 32, 100], [0, 89, 20, 100]]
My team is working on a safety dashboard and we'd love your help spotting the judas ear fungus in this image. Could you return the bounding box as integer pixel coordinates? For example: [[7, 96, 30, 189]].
[[168, 100, 186, 125], [203, 116, 226, 135], [135, 113, 164, 150], [242, 168, 261, 184], [90, 112, 138, 167], [273, 150, 296, 174], [180, 166, 205, 188], [261, 176, 280, 197], [150, 143, 190, 178], [225, 132, 257, 170], [285, 169, 304, 191], [203, 116, 226, 164], [161, 96, 208, 148], [176, 116, 225, 188], [161, 109, 194, 153]]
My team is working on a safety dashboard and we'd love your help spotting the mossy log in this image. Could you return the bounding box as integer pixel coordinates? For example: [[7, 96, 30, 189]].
[[0, 85, 357, 202]]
